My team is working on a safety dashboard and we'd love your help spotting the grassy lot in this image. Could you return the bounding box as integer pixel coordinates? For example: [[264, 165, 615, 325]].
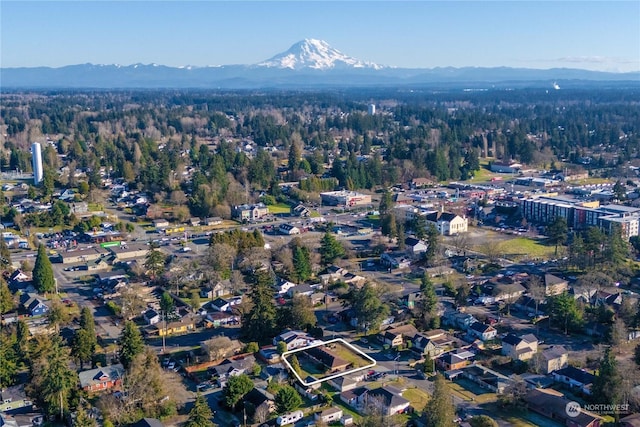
[[495, 237, 556, 261], [402, 387, 429, 410], [88, 203, 104, 212], [268, 203, 291, 214], [329, 342, 371, 368], [448, 379, 497, 404]]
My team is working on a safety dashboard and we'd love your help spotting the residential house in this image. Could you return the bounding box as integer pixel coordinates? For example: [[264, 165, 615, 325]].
[[78, 364, 125, 392], [380, 252, 411, 270], [328, 374, 364, 392], [232, 203, 269, 222], [502, 333, 538, 361], [539, 346, 569, 374], [274, 278, 298, 295], [552, 366, 596, 395], [200, 280, 232, 299], [342, 272, 366, 287], [365, 386, 411, 416], [442, 311, 478, 331], [436, 350, 475, 371], [0, 413, 45, 427], [525, 388, 602, 427], [425, 211, 468, 236], [378, 324, 419, 348], [315, 407, 343, 424], [288, 283, 319, 298], [210, 297, 233, 312], [467, 322, 497, 342], [307, 346, 350, 373], [189, 218, 201, 227], [461, 364, 513, 393], [404, 237, 427, 259], [340, 387, 368, 408], [204, 311, 237, 328], [209, 355, 256, 380], [295, 376, 321, 401], [152, 316, 196, 336], [482, 281, 527, 303], [319, 266, 349, 285], [279, 224, 300, 235], [9, 269, 29, 284], [244, 387, 276, 416], [0, 385, 31, 412], [273, 330, 319, 351], [412, 334, 443, 358], [143, 309, 161, 325], [543, 274, 569, 296], [292, 204, 310, 217], [20, 294, 48, 317]]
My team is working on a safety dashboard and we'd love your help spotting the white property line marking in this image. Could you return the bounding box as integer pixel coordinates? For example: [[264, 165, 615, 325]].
[[281, 338, 377, 387]]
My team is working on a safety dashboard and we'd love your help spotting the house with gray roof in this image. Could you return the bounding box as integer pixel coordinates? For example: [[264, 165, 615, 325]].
[[78, 364, 124, 393]]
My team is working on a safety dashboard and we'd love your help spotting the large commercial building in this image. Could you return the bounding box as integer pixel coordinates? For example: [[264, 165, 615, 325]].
[[31, 143, 43, 185], [520, 196, 640, 240], [320, 191, 372, 207]]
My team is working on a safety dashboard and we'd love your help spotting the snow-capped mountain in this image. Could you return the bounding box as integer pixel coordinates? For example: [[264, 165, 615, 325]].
[[257, 39, 384, 70]]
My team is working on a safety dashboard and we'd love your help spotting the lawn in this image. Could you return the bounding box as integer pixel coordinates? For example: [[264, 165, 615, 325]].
[[328, 342, 371, 368], [495, 237, 556, 261], [268, 203, 291, 214], [448, 380, 497, 404], [402, 388, 429, 410]]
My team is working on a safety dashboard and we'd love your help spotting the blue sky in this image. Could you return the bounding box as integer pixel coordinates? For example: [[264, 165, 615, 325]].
[[2, 1, 639, 72]]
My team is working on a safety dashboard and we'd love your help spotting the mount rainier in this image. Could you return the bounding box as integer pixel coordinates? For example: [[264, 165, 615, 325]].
[[256, 39, 384, 70], [2, 39, 638, 89]]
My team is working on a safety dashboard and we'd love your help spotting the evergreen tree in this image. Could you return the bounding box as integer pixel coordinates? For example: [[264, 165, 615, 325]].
[[73, 308, 98, 368], [31, 336, 78, 420], [74, 404, 97, 427], [33, 244, 55, 293], [292, 246, 312, 282], [425, 223, 439, 264], [241, 271, 277, 343], [0, 279, 14, 317], [0, 239, 11, 269], [419, 274, 439, 328], [319, 232, 345, 265], [185, 393, 215, 427], [592, 347, 623, 418], [0, 332, 18, 387], [547, 217, 568, 256], [275, 385, 302, 414], [223, 374, 253, 410], [144, 245, 166, 279], [423, 374, 455, 427], [344, 282, 390, 333], [120, 321, 144, 369]]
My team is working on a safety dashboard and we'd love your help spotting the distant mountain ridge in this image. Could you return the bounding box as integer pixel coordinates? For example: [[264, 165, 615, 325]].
[[2, 39, 639, 89]]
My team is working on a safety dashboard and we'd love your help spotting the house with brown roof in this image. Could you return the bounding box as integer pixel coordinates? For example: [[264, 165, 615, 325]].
[[306, 346, 350, 373], [525, 388, 602, 427]]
